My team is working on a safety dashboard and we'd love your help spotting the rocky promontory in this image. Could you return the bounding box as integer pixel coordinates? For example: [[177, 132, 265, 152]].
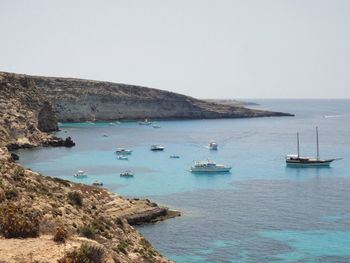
[[0, 147, 178, 262], [0, 71, 181, 262], [0, 70, 292, 262], [0, 72, 57, 147], [0, 72, 76, 149], [29, 73, 292, 122]]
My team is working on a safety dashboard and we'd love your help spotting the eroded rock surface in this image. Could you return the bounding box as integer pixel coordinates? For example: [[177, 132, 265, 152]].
[[0, 72, 58, 148], [0, 147, 177, 262], [30, 74, 292, 122]]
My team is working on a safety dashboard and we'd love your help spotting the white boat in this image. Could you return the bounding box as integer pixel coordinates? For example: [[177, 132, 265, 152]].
[[170, 155, 180, 159], [286, 127, 340, 167], [153, 125, 161, 128], [92, 180, 103, 186], [120, 170, 134, 177], [151, 145, 165, 151], [139, 119, 153, 125], [74, 170, 88, 177], [117, 155, 128, 160], [209, 141, 218, 150], [115, 148, 132, 155], [191, 160, 231, 173]]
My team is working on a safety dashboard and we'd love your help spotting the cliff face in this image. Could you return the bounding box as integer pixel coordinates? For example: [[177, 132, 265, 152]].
[[29, 74, 292, 122], [0, 147, 176, 262], [1, 71, 292, 125], [0, 71, 178, 262], [0, 72, 58, 147]]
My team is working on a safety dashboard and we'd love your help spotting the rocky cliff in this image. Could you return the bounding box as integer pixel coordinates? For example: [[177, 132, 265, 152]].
[[0, 72, 58, 148], [0, 147, 178, 262], [0, 71, 181, 262], [28, 74, 292, 122]]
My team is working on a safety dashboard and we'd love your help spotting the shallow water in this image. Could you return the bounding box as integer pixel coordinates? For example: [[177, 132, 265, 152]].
[[17, 99, 350, 262]]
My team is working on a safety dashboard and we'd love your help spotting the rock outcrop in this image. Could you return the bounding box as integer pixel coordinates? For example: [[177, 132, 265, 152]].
[[0, 72, 77, 149], [0, 71, 292, 145], [28, 73, 292, 122], [0, 72, 58, 148], [0, 147, 178, 262]]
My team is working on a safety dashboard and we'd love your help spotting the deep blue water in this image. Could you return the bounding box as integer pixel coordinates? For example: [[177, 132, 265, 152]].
[[16, 99, 350, 262]]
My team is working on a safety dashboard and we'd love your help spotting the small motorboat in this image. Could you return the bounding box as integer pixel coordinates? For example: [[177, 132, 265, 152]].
[[151, 145, 165, 151], [120, 170, 134, 177], [103, 134, 108, 137], [74, 170, 88, 177], [115, 148, 132, 155], [117, 155, 128, 160], [170, 155, 180, 159], [92, 180, 103, 186], [190, 160, 231, 173], [152, 125, 161, 128], [139, 119, 153, 125], [209, 141, 218, 150]]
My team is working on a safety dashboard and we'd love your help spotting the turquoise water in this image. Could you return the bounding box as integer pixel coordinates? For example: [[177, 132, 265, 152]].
[[16, 99, 350, 262]]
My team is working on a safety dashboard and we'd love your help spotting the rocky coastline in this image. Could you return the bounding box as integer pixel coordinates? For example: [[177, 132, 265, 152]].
[[0, 147, 179, 262], [12, 71, 293, 123], [0, 70, 293, 262], [0, 71, 180, 262]]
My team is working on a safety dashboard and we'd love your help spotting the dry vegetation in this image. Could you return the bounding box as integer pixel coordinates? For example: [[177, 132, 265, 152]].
[[0, 147, 175, 263]]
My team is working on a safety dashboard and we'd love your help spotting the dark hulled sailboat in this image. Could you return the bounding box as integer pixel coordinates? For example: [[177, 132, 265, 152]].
[[286, 127, 338, 167]]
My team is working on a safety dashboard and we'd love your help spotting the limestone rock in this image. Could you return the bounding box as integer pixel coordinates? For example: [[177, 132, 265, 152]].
[[0, 147, 176, 262], [29, 73, 293, 122], [0, 72, 58, 147]]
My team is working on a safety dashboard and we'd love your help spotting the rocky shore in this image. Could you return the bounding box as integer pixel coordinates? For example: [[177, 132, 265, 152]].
[[0, 147, 179, 262], [0, 71, 181, 262], [0, 71, 292, 148], [0, 70, 292, 262], [28, 72, 292, 122], [0, 72, 74, 149]]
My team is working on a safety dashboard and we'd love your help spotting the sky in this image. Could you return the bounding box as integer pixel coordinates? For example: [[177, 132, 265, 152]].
[[0, 0, 349, 99]]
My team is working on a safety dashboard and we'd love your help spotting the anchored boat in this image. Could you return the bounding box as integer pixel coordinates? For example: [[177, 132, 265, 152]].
[[117, 155, 128, 160], [115, 148, 132, 155], [74, 170, 88, 177], [209, 141, 218, 150], [139, 119, 153, 125], [92, 180, 103, 186], [120, 170, 134, 177], [191, 160, 231, 173], [151, 145, 165, 151], [286, 127, 340, 167]]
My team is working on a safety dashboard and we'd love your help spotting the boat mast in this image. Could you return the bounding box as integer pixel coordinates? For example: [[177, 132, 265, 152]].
[[297, 132, 300, 158], [316, 126, 319, 160]]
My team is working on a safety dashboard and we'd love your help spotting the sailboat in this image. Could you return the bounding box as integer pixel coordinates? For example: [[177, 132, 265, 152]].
[[286, 127, 339, 167]]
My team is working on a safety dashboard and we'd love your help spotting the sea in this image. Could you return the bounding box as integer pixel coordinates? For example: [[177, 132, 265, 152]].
[[16, 99, 350, 263]]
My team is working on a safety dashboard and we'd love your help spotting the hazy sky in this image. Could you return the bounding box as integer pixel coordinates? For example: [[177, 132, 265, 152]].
[[1, 0, 349, 99]]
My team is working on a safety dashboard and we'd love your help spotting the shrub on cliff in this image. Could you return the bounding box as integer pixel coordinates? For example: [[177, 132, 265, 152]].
[[53, 225, 68, 243], [79, 225, 96, 240], [13, 166, 24, 181], [57, 243, 106, 263], [0, 202, 41, 238], [68, 191, 83, 207], [4, 188, 18, 200]]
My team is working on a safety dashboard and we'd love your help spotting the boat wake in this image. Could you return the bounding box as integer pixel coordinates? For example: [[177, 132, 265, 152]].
[[324, 114, 350, 118]]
